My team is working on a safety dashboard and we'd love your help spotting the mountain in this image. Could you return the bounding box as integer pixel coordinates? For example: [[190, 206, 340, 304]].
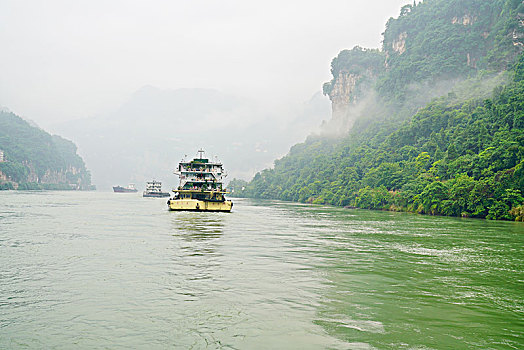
[[0, 111, 93, 190], [232, 0, 524, 221], [52, 87, 329, 191]]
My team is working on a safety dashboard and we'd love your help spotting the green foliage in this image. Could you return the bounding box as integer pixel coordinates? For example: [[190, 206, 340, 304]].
[[0, 111, 91, 189], [324, 0, 523, 102], [380, 0, 523, 98], [323, 46, 385, 96], [331, 46, 384, 77], [41, 183, 76, 190], [228, 178, 249, 197], [509, 204, 524, 221], [17, 182, 43, 190], [415, 181, 449, 215], [240, 52, 524, 221], [0, 182, 14, 190], [0, 162, 28, 182]]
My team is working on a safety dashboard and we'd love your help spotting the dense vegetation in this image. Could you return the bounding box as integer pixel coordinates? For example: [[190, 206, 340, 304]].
[[379, 0, 523, 100], [323, 0, 523, 101], [0, 111, 92, 190], [231, 0, 524, 221], [323, 47, 384, 96], [231, 56, 524, 220]]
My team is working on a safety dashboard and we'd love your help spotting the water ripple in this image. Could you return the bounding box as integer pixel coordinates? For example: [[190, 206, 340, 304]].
[[0, 193, 522, 349]]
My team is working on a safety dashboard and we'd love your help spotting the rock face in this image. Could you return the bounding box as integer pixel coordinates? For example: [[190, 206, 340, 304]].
[[23, 163, 86, 188], [322, 0, 523, 136], [452, 14, 476, 25], [322, 47, 384, 134], [392, 32, 407, 55], [325, 70, 376, 133], [328, 72, 360, 124]]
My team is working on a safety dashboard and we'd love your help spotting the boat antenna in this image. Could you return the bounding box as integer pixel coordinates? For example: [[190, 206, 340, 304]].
[[198, 148, 205, 159]]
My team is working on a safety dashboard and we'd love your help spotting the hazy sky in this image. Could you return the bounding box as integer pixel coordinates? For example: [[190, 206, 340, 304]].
[[0, 0, 411, 125]]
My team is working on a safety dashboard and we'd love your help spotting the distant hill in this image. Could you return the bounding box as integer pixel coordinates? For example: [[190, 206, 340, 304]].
[[53, 87, 329, 191], [233, 0, 524, 221], [0, 111, 93, 190]]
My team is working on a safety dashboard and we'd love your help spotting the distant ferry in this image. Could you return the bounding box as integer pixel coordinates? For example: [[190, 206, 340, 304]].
[[167, 149, 233, 212], [143, 180, 170, 198], [113, 184, 138, 193]]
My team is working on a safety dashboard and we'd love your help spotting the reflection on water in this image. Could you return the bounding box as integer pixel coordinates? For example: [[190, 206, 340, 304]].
[[167, 212, 225, 287], [170, 212, 225, 237], [169, 212, 224, 257]]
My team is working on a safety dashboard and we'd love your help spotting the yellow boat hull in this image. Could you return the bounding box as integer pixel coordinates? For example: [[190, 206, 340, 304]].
[[168, 199, 233, 212]]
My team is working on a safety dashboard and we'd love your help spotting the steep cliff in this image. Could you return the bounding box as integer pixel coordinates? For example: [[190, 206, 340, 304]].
[[323, 0, 524, 133], [0, 111, 92, 190], [235, 0, 524, 221], [326, 72, 360, 130], [322, 47, 383, 132]]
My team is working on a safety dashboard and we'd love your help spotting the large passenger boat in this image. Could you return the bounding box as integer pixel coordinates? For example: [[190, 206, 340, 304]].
[[143, 180, 170, 198], [168, 149, 233, 212]]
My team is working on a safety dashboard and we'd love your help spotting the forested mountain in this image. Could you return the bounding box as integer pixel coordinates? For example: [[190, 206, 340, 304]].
[[231, 0, 524, 221], [0, 111, 92, 190]]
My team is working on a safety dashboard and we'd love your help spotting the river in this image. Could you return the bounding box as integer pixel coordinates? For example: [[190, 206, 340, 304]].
[[0, 191, 522, 349]]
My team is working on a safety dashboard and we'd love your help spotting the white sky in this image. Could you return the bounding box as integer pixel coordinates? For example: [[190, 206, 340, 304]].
[[0, 0, 411, 125]]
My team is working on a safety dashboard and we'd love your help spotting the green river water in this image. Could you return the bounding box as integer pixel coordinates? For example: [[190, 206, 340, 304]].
[[0, 191, 522, 349]]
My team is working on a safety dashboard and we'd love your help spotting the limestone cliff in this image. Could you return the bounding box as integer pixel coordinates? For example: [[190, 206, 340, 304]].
[[328, 72, 359, 124], [451, 14, 476, 25], [23, 162, 90, 189], [391, 32, 407, 55], [323, 0, 524, 134], [322, 47, 383, 133]]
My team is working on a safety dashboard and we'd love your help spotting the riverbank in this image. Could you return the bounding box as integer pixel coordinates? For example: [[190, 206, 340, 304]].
[[0, 182, 96, 191], [230, 194, 524, 222]]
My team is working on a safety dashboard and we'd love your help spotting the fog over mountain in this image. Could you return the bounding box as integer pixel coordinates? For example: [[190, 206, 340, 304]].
[[52, 86, 330, 190], [0, 0, 413, 190], [0, 0, 411, 125]]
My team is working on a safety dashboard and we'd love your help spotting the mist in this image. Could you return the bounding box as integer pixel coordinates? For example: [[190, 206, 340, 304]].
[[0, 0, 412, 189], [0, 0, 411, 124], [318, 70, 512, 142], [51, 86, 331, 190]]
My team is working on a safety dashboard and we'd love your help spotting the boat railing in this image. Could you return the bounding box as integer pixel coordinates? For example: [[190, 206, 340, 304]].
[[181, 168, 220, 173]]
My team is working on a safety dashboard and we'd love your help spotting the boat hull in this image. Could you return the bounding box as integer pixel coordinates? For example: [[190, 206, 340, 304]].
[[168, 199, 232, 212], [143, 192, 170, 198], [113, 186, 138, 193]]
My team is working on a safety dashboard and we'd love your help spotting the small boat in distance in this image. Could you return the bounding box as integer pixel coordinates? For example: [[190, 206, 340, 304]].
[[143, 180, 170, 198], [113, 184, 138, 193], [167, 149, 233, 212]]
